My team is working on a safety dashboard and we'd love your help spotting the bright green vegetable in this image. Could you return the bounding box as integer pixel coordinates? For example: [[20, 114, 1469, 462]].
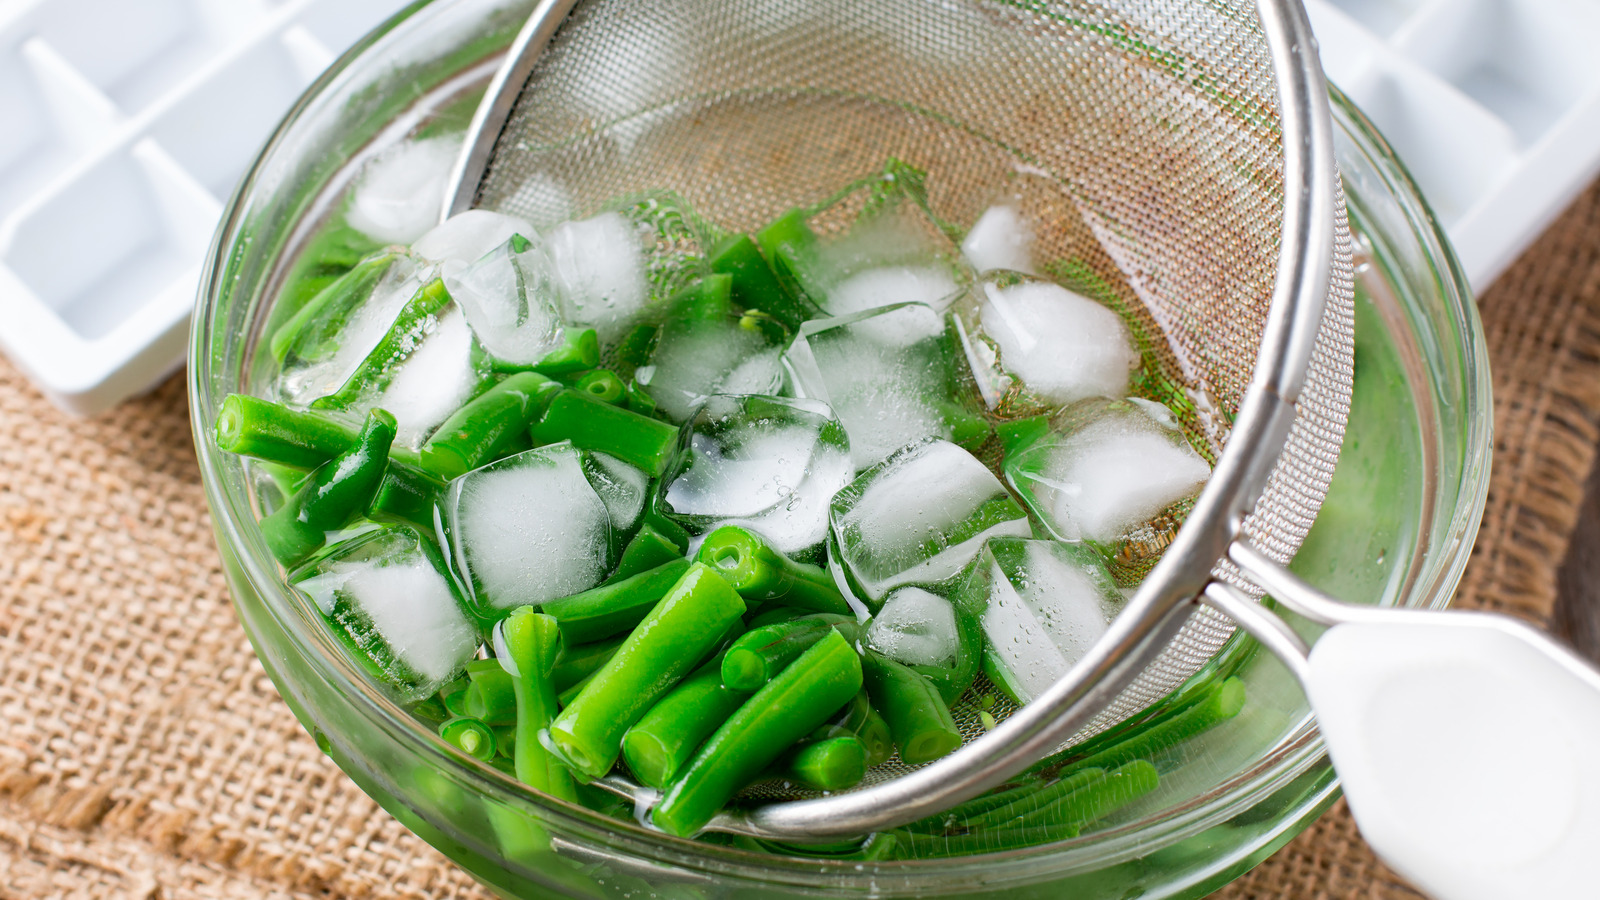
[[548, 564, 747, 780], [697, 526, 851, 616], [420, 372, 560, 480], [214, 394, 362, 469], [708, 234, 802, 332], [781, 734, 867, 792], [313, 278, 454, 410], [259, 408, 396, 566], [573, 369, 627, 406], [529, 327, 600, 377], [622, 654, 751, 789], [367, 460, 444, 529], [530, 389, 680, 477], [537, 558, 693, 643], [462, 658, 517, 726], [1070, 676, 1245, 774], [496, 609, 578, 802], [653, 629, 863, 837], [269, 251, 399, 363], [862, 653, 961, 765], [812, 690, 893, 768], [721, 615, 850, 692], [608, 526, 685, 584], [439, 716, 497, 762], [551, 635, 626, 694], [670, 273, 735, 322]]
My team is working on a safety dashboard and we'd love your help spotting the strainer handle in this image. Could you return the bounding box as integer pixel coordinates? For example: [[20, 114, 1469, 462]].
[[1213, 544, 1600, 900]]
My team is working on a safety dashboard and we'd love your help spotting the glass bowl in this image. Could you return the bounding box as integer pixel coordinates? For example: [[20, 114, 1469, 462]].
[[188, 1, 1491, 896]]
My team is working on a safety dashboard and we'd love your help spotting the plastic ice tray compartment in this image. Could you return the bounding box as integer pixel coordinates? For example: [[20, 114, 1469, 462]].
[[1308, 0, 1600, 291], [0, 0, 414, 415]]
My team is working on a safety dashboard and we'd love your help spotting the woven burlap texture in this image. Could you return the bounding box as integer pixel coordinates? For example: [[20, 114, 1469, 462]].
[[6, 181, 1600, 898]]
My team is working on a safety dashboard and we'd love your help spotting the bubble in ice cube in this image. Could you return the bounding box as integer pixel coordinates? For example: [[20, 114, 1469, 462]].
[[291, 525, 479, 700], [346, 135, 463, 245], [961, 537, 1122, 705], [278, 253, 429, 406], [784, 303, 963, 470], [1005, 398, 1211, 573], [583, 450, 648, 534], [956, 274, 1136, 410], [830, 438, 1030, 604], [863, 586, 961, 668], [442, 235, 566, 366], [660, 394, 852, 556], [444, 442, 613, 615], [961, 204, 1037, 275], [546, 212, 651, 347], [642, 321, 782, 424], [413, 209, 538, 264]]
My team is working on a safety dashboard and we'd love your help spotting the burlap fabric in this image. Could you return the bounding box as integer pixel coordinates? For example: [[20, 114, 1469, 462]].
[[6, 183, 1600, 898]]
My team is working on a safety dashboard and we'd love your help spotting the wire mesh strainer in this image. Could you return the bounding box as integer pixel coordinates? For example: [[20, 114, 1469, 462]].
[[442, 0, 1351, 839]]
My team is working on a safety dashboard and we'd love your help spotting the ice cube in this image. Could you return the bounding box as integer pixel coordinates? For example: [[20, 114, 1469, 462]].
[[444, 443, 613, 614], [546, 212, 650, 347], [413, 209, 539, 264], [642, 321, 781, 423], [583, 451, 648, 533], [961, 205, 1037, 275], [1005, 398, 1211, 547], [278, 254, 429, 406], [363, 304, 483, 451], [291, 525, 479, 700], [442, 235, 566, 366], [830, 438, 1030, 602], [863, 586, 960, 668], [660, 394, 852, 555], [823, 266, 962, 331], [965, 538, 1122, 704], [784, 303, 959, 469], [346, 135, 463, 245], [959, 275, 1137, 408]]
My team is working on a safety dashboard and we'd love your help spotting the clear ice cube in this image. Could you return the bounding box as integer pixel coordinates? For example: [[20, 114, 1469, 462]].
[[784, 303, 959, 470], [413, 209, 538, 264], [641, 321, 782, 424], [583, 450, 648, 534], [444, 442, 613, 614], [442, 235, 566, 366], [360, 303, 484, 452], [277, 253, 429, 407], [1005, 398, 1211, 548], [345, 135, 463, 245], [660, 394, 852, 556], [830, 438, 1030, 603], [961, 538, 1122, 704], [863, 586, 961, 668], [961, 204, 1037, 275], [546, 211, 651, 348], [291, 525, 479, 700]]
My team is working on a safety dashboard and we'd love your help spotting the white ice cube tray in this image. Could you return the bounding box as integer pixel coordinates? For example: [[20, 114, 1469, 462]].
[[0, 0, 413, 415], [1308, 0, 1600, 289]]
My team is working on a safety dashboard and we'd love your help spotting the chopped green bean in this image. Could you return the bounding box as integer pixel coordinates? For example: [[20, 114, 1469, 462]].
[[573, 369, 627, 406], [709, 234, 802, 332], [811, 690, 893, 768], [463, 658, 518, 726], [863, 653, 961, 765], [653, 629, 863, 837], [269, 251, 398, 363], [367, 460, 444, 529], [313, 278, 454, 410], [496, 609, 578, 802], [440, 716, 497, 762], [1070, 677, 1245, 774], [697, 526, 851, 615], [530, 328, 600, 377], [214, 394, 361, 469], [622, 654, 751, 789], [530, 389, 679, 477], [670, 273, 735, 322], [608, 526, 685, 584], [538, 558, 693, 644], [721, 615, 846, 692], [548, 564, 747, 780], [551, 635, 626, 694], [558, 669, 596, 709], [781, 735, 867, 792], [259, 408, 396, 566], [420, 372, 561, 480]]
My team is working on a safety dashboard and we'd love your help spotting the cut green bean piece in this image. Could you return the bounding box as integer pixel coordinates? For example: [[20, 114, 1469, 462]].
[[721, 615, 842, 692], [313, 278, 453, 410], [697, 526, 851, 616], [496, 609, 578, 802], [963, 767, 1107, 832], [538, 558, 693, 644], [653, 629, 863, 837], [608, 526, 685, 584], [863, 653, 961, 765], [558, 669, 597, 708], [530, 389, 679, 477], [573, 369, 626, 406], [551, 635, 625, 693], [709, 234, 801, 333], [624, 381, 657, 417], [936, 399, 992, 451], [622, 654, 751, 789], [811, 690, 893, 768], [269, 251, 397, 363], [259, 409, 396, 566], [493, 725, 516, 759], [367, 460, 444, 529], [614, 324, 659, 375], [463, 658, 518, 726], [1072, 677, 1245, 774], [548, 564, 747, 780], [214, 394, 362, 469], [1014, 760, 1158, 834], [995, 413, 1051, 457], [781, 735, 867, 792], [670, 273, 735, 322], [754, 209, 822, 309], [420, 372, 560, 480], [440, 716, 497, 762], [530, 328, 600, 377]]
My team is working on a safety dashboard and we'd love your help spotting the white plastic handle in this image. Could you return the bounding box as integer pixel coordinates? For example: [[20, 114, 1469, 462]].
[[1306, 614, 1600, 900]]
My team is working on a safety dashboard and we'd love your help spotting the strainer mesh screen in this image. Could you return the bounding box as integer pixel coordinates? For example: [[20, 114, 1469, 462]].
[[474, 0, 1355, 795]]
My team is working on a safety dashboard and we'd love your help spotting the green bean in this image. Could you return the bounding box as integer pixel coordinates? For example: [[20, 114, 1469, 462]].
[[640, 494, 692, 552], [537, 558, 693, 644], [558, 669, 596, 708], [419, 372, 560, 480], [995, 413, 1051, 457], [811, 690, 894, 768], [530, 327, 600, 377], [440, 678, 470, 718], [313, 278, 453, 410], [463, 658, 517, 726], [624, 381, 657, 417], [493, 725, 516, 759], [214, 393, 361, 469], [439, 716, 497, 762], [1014, 760, 1157, 833], [573, 369, 626, 406], [551, 635, 626, 693], [780, 735, 867, 792], [652, 629, 863, 837], [259, 408, 396, 566], [721, 614, 850, 692], [963, 767, 1106, 832], [530, 389, 679, 477], [614, 324, 659, 375], [548, 564, 747, 780], [709, 234, 802, 332], [671, 273, 735, 322], [754, 209, 823, 312], [936, 399, 992, 452], [862, 653, 961, 765], [697, 526, 851, 616], [622, 654, 751, 789], [903, 777, 1047, 835], [269, 251, 398, 363], [367, 460, 444, 529], [496, 608, 578, 802], [607, 526, 685, 584], [1070, 677, 1245, 774]]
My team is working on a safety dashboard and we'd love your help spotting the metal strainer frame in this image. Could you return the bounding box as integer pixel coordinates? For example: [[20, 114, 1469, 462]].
[[442, 0, 1343, 839]]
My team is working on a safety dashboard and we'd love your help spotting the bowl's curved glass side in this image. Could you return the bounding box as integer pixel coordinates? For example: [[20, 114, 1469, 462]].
[[188, 2, 1490, 895]]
